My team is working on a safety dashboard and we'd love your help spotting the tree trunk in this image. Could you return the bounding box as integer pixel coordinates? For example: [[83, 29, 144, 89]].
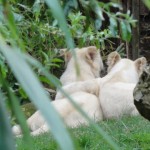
[[132, 0, 140, 60], [134, 66, 150, 121]]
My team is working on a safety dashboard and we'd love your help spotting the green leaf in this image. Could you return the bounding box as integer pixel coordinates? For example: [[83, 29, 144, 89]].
[[0, 39, 75, 150], [52, 58, 64, 63], [13, 12, 24, 22], [108, 2, 122, 10], [143, 0, 150, 9], [18, 87, 28, 99], [17, 3, 31, 12], [95, 19, 102, 30], [32, 0, 42, 13], [109, 17, 118, 36], [129, 19, 137, 28], [44, 0, 79, 77], [0, 90, 16, 150], [89, 0, 104, 21], [116, 12, 128, 18], [39, 76, 51, 84], [1, 0, 25, 50], [44, 0, 74, 49], [64, 0, 78, 16], [39, 75, 60, 88], [120, 21, 131, 42]]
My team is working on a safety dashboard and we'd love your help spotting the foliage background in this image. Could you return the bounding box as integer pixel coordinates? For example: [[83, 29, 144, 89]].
[[0, 0, 136, 102], [0, 0, 143, 150]]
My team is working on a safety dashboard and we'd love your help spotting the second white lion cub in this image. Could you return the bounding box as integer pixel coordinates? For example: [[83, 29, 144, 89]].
[[55, 46, 103, 99], [98, 52, 147, 119]]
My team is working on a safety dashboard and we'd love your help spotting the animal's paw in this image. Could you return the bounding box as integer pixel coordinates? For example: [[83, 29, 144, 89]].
[[12, 125, 22, 136]]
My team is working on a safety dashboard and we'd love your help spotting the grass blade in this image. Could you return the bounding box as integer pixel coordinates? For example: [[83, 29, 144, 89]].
[[0, 76, 32, 148], [0, 90, 16, 150], [0, 39, 75, 150]]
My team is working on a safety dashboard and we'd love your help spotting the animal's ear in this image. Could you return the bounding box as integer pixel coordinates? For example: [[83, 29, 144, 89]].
[[107, 51, 121, 72], [59, 49, 72, 65], [85, 46, 98, 65], [134, 57, 147, 76]]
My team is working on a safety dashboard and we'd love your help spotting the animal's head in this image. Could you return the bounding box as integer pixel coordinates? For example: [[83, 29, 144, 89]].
[[60, 46, 104, 78], [107, 51, 147, 83]]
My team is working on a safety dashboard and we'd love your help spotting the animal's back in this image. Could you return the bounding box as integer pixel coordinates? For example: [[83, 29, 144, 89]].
[[100, 82, 138, 119]]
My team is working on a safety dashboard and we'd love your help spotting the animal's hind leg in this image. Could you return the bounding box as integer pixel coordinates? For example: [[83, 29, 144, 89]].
[[130, 107, 139, 116], [12, 124, 22, 136], [30, 123, 49, 136]]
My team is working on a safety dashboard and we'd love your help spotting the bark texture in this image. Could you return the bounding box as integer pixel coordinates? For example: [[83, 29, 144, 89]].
[[134, 66, 150, 121]]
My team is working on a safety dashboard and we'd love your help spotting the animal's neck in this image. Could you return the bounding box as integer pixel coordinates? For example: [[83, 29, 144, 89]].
[[100, 71, 124, 84], [64, 59, 95, 83], [102, 68, 139, 85]]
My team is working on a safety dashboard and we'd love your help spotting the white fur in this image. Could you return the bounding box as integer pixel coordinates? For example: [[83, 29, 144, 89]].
[[56, 54, 147, 120], [12, 46, 104, 137], [55, 46, 103, 99], [59, 46, 103, 86], [105, 59, 139, 83], [13, 92, 103, 136], [56, 79, 99, 99], [99, 82, 139, 119], [98, 56, 147, 119]]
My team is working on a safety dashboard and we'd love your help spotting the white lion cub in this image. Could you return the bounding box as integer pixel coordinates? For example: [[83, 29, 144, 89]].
[[55, 46, 103, 99], [98, 52, 147, 119], [59, 46, 104, 85], [13, 91, 103, 136], [12, 46, 104, 136]]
